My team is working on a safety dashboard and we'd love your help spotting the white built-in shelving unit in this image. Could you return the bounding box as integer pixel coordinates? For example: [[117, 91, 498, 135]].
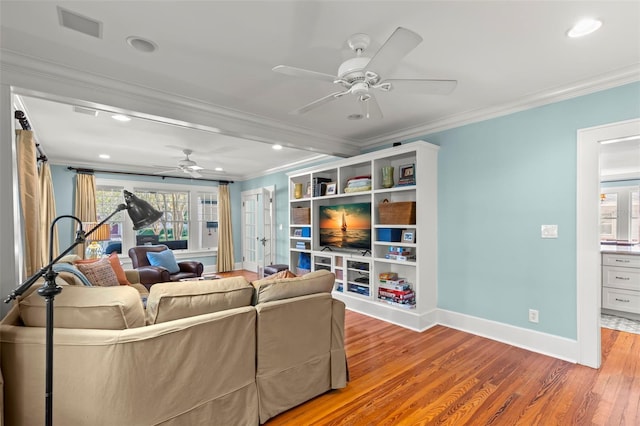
[[287, 141, 438, 331]]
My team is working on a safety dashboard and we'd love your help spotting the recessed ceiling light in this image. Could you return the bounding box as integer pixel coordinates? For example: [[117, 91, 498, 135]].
[[99, 154, 110, 159], [272, 144, 283, 150], [215, 167, 223, 172], [111, 114, 131, 122], [126, 36, 158, 53], [567, 18, 602, 38]]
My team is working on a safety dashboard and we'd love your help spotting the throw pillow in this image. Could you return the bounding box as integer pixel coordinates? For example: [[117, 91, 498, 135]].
[[108, 253, 131, 285], [267, 269, 297, 280], [76, 257, 120, 287], [146, 249, 180, 274]]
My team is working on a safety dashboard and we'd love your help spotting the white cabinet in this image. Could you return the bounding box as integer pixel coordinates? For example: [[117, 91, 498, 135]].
[[287, 141, 438, 331], [602, 253, 640, 316]]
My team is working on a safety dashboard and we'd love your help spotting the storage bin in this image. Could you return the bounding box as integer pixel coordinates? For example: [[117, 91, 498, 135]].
[[377, 228, 403, 242], [301, 227, 311, 237], [292, 207, 311, 224], [378, 201, 416, 225]]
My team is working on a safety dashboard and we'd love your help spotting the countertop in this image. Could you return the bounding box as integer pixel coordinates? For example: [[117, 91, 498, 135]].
[[601, 244, 640, 255]]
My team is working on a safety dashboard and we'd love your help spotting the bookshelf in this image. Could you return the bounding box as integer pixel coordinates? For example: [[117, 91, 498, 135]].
[[287, 141, 438, 331]]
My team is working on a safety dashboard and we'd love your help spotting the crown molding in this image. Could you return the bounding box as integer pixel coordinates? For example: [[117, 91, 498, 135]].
[[362, 64, 640, 148], [0, 49, 362, 158]]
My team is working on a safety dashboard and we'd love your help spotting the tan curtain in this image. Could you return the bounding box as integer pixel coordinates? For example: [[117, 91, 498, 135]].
[[216, 183, 235, 272], [39, 161, 58, 263], [16, 130, 41, 276], [74, 173, 97, 256]]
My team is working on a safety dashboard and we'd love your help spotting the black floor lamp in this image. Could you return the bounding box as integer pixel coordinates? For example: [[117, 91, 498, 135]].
[[4, 190, 162, 426]]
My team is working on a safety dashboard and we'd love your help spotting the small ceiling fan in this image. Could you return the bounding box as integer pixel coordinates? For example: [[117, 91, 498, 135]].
[[154, 149, 204, 178], [273, 26, 457, 119]]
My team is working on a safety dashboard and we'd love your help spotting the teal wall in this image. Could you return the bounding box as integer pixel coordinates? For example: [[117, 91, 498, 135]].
[[420, 81, 640, 339]]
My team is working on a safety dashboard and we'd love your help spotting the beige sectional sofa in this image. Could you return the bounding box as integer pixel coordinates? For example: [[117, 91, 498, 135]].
[[0, 269, 347, 425]]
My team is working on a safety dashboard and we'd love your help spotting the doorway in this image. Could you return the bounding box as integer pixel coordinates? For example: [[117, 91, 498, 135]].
[[241, 186, 275, 277], [576, 118, 640, 368]]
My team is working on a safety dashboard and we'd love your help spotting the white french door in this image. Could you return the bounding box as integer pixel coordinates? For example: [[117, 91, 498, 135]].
[[241, 186, 275, 275]]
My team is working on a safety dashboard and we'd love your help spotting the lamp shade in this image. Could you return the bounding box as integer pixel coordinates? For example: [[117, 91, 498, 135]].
[[83, 222, 111, 242], [123, 190, 163, 230]]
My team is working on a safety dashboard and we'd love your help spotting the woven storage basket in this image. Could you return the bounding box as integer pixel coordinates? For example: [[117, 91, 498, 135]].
[[291, 207, 311, 224], [378, 201, 416, 225]]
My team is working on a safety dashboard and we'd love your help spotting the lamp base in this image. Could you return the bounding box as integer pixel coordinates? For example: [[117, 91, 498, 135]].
[[85, 241, 103, 259]]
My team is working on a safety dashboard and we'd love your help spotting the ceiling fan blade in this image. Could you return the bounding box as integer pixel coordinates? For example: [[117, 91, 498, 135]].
[[365, 27, 423, 78], [187, 169, 203, 178], [291, 91, 345, 115], [360, 94, 383, 120], [153, 168, 179, 175], [273, 65, 336, 83], [384, 79, 458, 95]]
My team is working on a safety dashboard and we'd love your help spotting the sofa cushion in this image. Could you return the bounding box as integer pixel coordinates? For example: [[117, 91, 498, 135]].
[[19, 285, 145, 329], [75, 257, 120, 287], [253, 270, 334, 304], [145, 276, 254, 324], [146, 249, 180, 274]]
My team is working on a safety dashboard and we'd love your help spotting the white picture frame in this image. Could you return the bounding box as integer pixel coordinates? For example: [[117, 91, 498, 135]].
[[401, 230, 415, 243], [326, 182, 337, 195]]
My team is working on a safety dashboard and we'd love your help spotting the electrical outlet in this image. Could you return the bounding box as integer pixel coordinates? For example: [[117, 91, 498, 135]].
[[528, 309, 539, 323]]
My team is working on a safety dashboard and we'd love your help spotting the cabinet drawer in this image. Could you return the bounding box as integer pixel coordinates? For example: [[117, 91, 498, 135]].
[[602, 266, 640, 291], [602, 287, 640, 314], [602, 254, 640, 268]]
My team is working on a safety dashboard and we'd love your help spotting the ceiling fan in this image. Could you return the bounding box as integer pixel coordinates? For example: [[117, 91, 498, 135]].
[[273, 27, 457, 119], [154, 149, 204, 178]]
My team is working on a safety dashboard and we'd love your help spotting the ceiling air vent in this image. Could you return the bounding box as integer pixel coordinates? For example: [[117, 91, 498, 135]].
[[72, 106, 99, 117], [57, 7, 102, 39]]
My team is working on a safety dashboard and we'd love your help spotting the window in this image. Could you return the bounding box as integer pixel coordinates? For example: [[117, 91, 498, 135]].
[[600, 186, 639, 243], [135, 189, 189, 249], [96, 180, 217, 254]]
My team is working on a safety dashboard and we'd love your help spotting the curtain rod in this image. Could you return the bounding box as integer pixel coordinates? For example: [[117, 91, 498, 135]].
[[67, 166, 234, 184], [15, 110, 48, 162]]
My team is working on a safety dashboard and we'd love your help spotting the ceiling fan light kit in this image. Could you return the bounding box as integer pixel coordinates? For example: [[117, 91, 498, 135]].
[[154, 149, 208, 178], [273, 26, 457, 119]]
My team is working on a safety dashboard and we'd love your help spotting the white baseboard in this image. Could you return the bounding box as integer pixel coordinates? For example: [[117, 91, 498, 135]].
[[436, 309, 579, 363]]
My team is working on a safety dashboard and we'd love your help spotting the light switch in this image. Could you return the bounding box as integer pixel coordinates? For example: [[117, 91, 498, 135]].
[[541, 225, 558, 239]]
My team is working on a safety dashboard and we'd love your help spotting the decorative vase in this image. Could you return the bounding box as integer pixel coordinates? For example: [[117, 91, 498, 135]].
[[294, 183, 303, 199], [381, 166, 394, 188]]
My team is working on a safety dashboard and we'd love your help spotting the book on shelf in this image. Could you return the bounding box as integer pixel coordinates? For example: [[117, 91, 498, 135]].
[[378, 289, 415, 300], [379, 277, 406, 285], [378, 296, 416, 309], [378, 280, 410, 291], [312, 177, 332, 197], [385, 254, 416, 261], [348, 284, 370, 295], [378, 272, 398, 281]]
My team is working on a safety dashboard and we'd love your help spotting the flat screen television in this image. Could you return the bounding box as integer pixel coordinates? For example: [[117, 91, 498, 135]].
[[318, 202, 371, 252]]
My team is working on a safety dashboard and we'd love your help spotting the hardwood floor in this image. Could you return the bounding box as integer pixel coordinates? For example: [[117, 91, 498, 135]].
[[267, 311, 640, 425], [223, 270, 639, 425]]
